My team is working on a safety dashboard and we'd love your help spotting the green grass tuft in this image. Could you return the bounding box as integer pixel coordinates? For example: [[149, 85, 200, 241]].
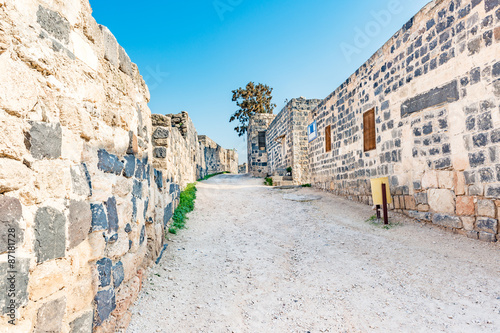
[[198, 171, 230, 181], [265, 177, 273, 186], [168, 182, 197, 234], [301, 183, 312, 187]]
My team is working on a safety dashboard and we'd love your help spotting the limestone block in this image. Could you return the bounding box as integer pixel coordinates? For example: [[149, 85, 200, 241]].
[[461, 216, 476, 231], [126, 132, 138, 155], [0, 196, 23, 253], [477, 199, 496, 218], [118, 45, 132, 76], [28, 122, 62, 159], [116, 310, 133, 331], [0, 54, 41, 117], [68, 200, 92, 249], [454, 172, 466, 195], [151, 114, 171, 127], [28, 259, 71, 301], [34, 206, 66, 263], [99, 25, 119, 67], [432, 214, 463, 229], [61, 127, 84, 162], [69, 310, 93, 333], [34, 160, 72, 200], [113, 129, 130, 156], [112, 276, 140, 319], [422, 170, 438, 188], [90, 173, 114, 202], [456, 196, 475, 216], [33, 297, 66, 333], [469, 184, 484, 196], [70, 31, 98, 71], [0, 117, 28, 160], [476, 217, 498, 234], [428, 189, 456, 214], [87, 232, 106, 261], [105, 232, 129, 259], [0, 158, 32, 193], [120, 252, 142, 282], [438, 171, 454, 189]]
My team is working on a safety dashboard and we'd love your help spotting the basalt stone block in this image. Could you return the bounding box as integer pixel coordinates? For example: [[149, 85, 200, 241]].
[[469, 151, 486, 168], [132, 197, 137, 222], [485, 184, 500, 198], [146, 164, 151, 187], [0, 258, 29, 314], [112, 262, 124, 288], [414, 192, 428, 205], [0, 196, 23, 253], [432, 214, 463, 228], [476, 217, 498, 234], [164, 203, 173, 226], [154, 169, 163, 191], [71, 164, 92, 197], [36, 6, 70, 44], [125, 223, 132, 233], [401, 81, 459, 117], [407, 211, 432, 222], [34, 297, 66, 333], [479, 231, 497, 242], [96, 258, 112, 288], [97, 149, 123, 175], [135, 159, 144, 179], [69, 310, 93, 333], [28, 122, 62, 159], [105, 233, 118, 243], [132, 180, 143, 199], [104, 197, 119, 233], [90, 203, 108, 232], [139, 225, 145, 245], [68, 200, 92, 249], [485, 0, 499, 12], [118, 46, 133, 76], [34, 207, 66, 263], [93, 289, 116, 326], [154, 147, 167, 159], [123, 155, 136, 178], [143, 198, 149, 219], [153, 127, 170, 140]]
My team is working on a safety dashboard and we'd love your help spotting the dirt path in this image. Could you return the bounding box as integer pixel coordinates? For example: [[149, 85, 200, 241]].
[[127, 174, 500, 332]]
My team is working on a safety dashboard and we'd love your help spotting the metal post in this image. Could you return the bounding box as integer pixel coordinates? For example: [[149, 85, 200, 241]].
[[382, 183, 389, 225]]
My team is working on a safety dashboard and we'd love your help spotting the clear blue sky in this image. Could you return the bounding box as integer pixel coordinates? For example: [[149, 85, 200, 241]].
[[90, 0, 430, 163]]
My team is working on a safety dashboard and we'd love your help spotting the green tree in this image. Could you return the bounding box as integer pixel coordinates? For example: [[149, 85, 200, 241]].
[[229, 82, 276, 137]]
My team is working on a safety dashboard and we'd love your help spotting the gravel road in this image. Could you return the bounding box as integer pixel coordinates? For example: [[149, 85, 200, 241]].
[[128, 174, 500, 333]]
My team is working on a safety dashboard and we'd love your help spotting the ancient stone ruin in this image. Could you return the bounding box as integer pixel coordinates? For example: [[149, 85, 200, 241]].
[[250, 0, 500, 242], [0, 1, 236, 332]]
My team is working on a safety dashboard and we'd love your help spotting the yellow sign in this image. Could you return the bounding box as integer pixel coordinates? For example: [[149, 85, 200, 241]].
[[370, 177, 392, 205]]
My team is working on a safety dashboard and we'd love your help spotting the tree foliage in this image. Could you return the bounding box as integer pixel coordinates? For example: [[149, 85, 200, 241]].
[[229, 82, 276, 137]]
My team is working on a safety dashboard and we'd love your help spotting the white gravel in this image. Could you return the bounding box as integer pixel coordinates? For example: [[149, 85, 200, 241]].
[[128, 174, 500, 333]]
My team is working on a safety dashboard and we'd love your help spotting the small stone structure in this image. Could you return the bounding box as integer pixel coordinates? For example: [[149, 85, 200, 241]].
[[247, 113, 276, 177], [265, 98, 321, 185], [0, 1, 236, 332], [238, 163, 248, 174]]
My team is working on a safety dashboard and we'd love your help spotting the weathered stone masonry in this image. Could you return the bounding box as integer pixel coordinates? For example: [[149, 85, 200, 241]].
[[0, 1, 236, 333], [266, 98, 321, 185], [247, 114, 276, 177], [308, 0, 500, 242]]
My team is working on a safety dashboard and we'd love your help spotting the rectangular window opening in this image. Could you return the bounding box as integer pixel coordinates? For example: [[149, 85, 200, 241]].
[[363, 108, 376, 152], [325, 125, 332, 153], [258, 131, 266, 150]]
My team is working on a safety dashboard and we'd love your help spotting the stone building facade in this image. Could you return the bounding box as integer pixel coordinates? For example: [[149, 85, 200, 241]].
[[198, 135, 238, 175], [247, 113, 276, 177], [0, 1, 237, 332], [266, 98, 322, 185], [307, 0, 500, 242]]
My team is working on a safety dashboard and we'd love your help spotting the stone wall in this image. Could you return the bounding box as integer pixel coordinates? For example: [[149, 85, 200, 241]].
[[247, 113, 276, 177], [0, 1, 237, 332], [308, 0, 500, 242], [198, 135, 238, 175], [238, 163, 248, 174], [265, 98, 321, 185]]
